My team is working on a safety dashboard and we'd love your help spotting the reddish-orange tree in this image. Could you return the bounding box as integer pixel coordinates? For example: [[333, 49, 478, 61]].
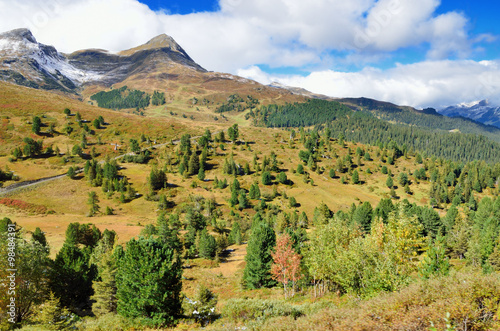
[[271, 233, 302, 298]]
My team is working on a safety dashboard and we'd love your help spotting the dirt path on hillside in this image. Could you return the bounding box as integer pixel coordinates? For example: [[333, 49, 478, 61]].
[[0, 130, 226, 196]]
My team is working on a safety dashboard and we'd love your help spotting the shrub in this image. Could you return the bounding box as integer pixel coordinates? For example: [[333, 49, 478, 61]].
[[183, 285, 218, 326], [221, 299, 303, 322]]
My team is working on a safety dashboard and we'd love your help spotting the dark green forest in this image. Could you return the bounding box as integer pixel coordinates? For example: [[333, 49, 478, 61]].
[[90, 86, 151, 110], [250, 99, 500, 163]]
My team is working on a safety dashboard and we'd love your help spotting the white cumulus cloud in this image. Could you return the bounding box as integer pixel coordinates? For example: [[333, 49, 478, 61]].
[[0, 0, 496, 107], [238, 61, 500, 108], [0, 0, 482, 72]]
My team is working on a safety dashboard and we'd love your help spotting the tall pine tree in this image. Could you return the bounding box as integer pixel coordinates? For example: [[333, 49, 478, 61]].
[[243, 221, 276, 289]]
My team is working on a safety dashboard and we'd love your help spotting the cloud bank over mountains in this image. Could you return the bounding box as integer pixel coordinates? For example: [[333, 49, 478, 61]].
[[239, 60, 500, 108], [0, 0, 497, 107]]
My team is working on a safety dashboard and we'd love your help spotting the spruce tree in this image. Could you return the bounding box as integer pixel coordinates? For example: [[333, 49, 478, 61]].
[[277, 172, 288, 184], [229, 189, 238, 207], [188, 153, 200, 176], [50, 243, 96, 311], [262, 171, 272, 185], [243, 221, 276, 289], [88, 191, 100, 217], [91, 231, 118, 316], [352, 170, 360, 184], [386, 175, 393, 188], [238, 190, 249, 210], [418, 235, 450, 278], [116, 237, 182, 327], [32, 116, 42, 135], [197, 167, 205, 181], [420, 207, 443, 238], [228, 222, 242, 245], [198, 230, 217, 259], [352, 201, 373, 232]]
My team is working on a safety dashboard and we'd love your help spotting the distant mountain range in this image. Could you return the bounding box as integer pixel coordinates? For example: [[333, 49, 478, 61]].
[[2, 28, 500, 140], [439, 100, 500, 129], [0, 28, 206, 93]]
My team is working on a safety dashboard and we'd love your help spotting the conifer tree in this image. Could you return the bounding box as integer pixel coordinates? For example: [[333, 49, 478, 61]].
[[88, 191, 100, 217], [243, 221, 276, 289], [227, 124, 239, 143], [116, 237, 182, 327], [198, 229, 217, 259], [50, 243, 96, 312], [238, 190, 249, 210], [353, 201, 373, 232], [262, 171, 272, 185], [32, 116, 42, 135], [33, 292, 71, 329], [386, 175, 393, 188], [352, 170, 360, 184], [277, 172, 288, 184], [91, 231, 118, 316], [419, 235, 450, 278], [188, 153, 200, 176], [197, 167, 205, 181], [228, 222, 242, 245]]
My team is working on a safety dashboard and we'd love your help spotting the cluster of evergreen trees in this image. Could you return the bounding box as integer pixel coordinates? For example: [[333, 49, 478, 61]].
[[249, 99, 500, 163], [424, 159, 500, 206], [176, 131, 210, 180], [0, 218, 183, 328], [74, 158, 137, 204], [216, 94, 260, 113], [151, 90, 166, 106], [339, 97, 500, 142], [90, 86, 151, 110]]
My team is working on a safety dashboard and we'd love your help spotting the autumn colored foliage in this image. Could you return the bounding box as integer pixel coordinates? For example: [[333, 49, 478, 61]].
[[271, 233, 302, 298], [0, 198, 47, 214]]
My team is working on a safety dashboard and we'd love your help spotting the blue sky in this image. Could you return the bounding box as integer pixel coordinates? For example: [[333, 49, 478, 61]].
[[140, 0, 500, 67], [144, 0, 219, 14], [0, 0, 499, 107]]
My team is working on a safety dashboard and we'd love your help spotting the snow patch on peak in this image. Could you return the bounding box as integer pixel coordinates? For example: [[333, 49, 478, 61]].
[[0, 28, 37, 44], [0, 30, 102, 85], [457, 100, 489, 108]]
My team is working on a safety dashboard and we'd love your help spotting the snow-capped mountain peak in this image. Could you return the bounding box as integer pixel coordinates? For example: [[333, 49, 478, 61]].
[[0, 28, 102, 88], [439, 100, 500, 128]]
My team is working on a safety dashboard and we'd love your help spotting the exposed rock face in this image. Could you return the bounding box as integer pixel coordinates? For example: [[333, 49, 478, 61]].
[[439, 100, 500, 128], [0, 29, 206, 92], [0, 28, 85, 92]]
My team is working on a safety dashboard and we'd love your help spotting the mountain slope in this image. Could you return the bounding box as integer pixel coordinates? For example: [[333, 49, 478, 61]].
[[439, 100, 500, 128], [0, 28, 92, 92], [0, 28, 303, 107], [68, 34, 206, 87], [0, 29, 208, 92]]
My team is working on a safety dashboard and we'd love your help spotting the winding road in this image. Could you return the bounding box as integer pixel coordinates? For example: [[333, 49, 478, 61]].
[[0, 130, 224, 196]]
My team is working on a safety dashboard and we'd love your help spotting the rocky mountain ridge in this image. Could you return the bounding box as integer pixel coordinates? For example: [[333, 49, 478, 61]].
[[0, 28, 206, 93], [439, 100, 500, 128]]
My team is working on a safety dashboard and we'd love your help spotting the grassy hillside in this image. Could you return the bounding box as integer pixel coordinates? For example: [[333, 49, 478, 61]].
[[1, 82, 500, 330], [0, 82, 449, 252]]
